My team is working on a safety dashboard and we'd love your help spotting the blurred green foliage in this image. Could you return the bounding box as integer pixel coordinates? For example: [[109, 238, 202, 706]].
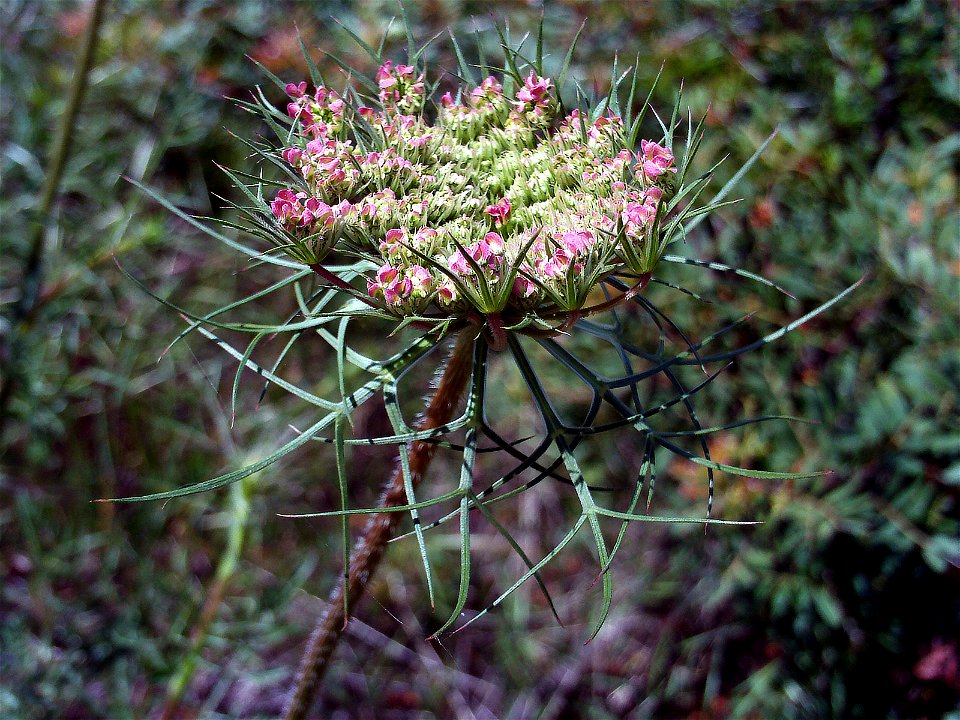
[[1, 1, 957, 718]]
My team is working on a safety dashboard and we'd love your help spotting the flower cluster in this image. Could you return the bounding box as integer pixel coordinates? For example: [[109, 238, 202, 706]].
[[514, 71, 556, 127], [637, 138, 677, 183], [285, 82, 345, 137], [376, 60, 426, 115], [269, 189, 353, 260], [268, 60, 678, 322]]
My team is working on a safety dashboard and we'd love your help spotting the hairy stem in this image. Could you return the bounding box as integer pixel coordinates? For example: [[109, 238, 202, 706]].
[[284, 328, 477, 720], [486, 312, 508, 351]]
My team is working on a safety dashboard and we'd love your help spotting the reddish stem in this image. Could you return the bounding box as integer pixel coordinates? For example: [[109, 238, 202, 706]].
[[578, 273, 651, 317], [309, 262, 380, 310], [526, 274, 651, 339], [485, 312, 508, 351], [283, 329, 477, 720]]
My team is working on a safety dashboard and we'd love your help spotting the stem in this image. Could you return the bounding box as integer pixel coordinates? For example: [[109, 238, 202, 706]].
[[485, 312, 508, 351], [0, 0, 107, 432], [579, 273, 650, 317], [309, 262, 384, 311], [283, 328, 477, 720], [160, 472, 255, 720], [524, 274, 651, 339]]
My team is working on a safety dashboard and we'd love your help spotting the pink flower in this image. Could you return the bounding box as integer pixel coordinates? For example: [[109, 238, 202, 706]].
[[441, 91, 454, 108], [381, 274, 413, 305], [282, 147, 303, 165], [561, 230, 592, 255], [270, 190, 335, 235], [467, 239, 492, 265], [286, 82, 307, 97], [376, 61, 396, 86], [484, 197, 512, 225], [436, 282, 457, 303], [512, 275, 536, 298], [484, 231, 505, 255], [539, 257, 565, 279], [284, 83, 345, 139], [367, 263, 420, 305], [414, 228, 438, 246], [331, 200, 354, 221], [471, 76, 503, 105], [376, 60, 425, 111], [408, 265, 432, 294], [622, 201, 656, 229], [379, 228, 407, 257], [638, 140, 676, 181], [448, 250, 470, 275], [408, 133, 432, 148], [287, 102, 307, 121], [301, 197, 333, 226], [516, 72, 551, 105], [304, 137, 325, 155], [382, 283, 401, 304], [316, 156, 341, 173], [377, 264, 399, 285], [270, 189, 300, 223]]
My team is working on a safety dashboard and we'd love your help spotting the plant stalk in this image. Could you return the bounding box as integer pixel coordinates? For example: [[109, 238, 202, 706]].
[[160, 471, 255, 720], [283, 328, 477, 720], [0, 0, 107, 433]]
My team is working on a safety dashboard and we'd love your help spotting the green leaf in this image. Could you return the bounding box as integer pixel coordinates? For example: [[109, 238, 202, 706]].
[[333, 18, 382, 65], [452, 517, 586, 636], [231, 332, 266, 426], [683, 128, 778, 235], [557, 19, 587, 104], [398, 0, 417, 67], [448, 29, 477, 86], [128, 180, 304, 269], [102, 413, 339, 502], [297, 30, 325, 86], [430, 338, 487, 638]]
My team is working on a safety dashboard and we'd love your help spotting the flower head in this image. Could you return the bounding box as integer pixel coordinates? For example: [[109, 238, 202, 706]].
[[270, 64, 690, 317]]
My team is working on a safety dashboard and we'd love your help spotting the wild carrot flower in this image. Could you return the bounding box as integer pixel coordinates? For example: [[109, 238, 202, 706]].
[[127, 28, 858, 712], [267, 63, 699, 324]]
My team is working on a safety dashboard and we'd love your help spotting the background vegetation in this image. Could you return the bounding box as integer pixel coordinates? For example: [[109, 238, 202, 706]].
[[2, 1, 957, 718]]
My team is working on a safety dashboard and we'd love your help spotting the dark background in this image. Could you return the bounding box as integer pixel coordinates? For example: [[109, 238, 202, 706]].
[[1, 1, 958, 718]]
